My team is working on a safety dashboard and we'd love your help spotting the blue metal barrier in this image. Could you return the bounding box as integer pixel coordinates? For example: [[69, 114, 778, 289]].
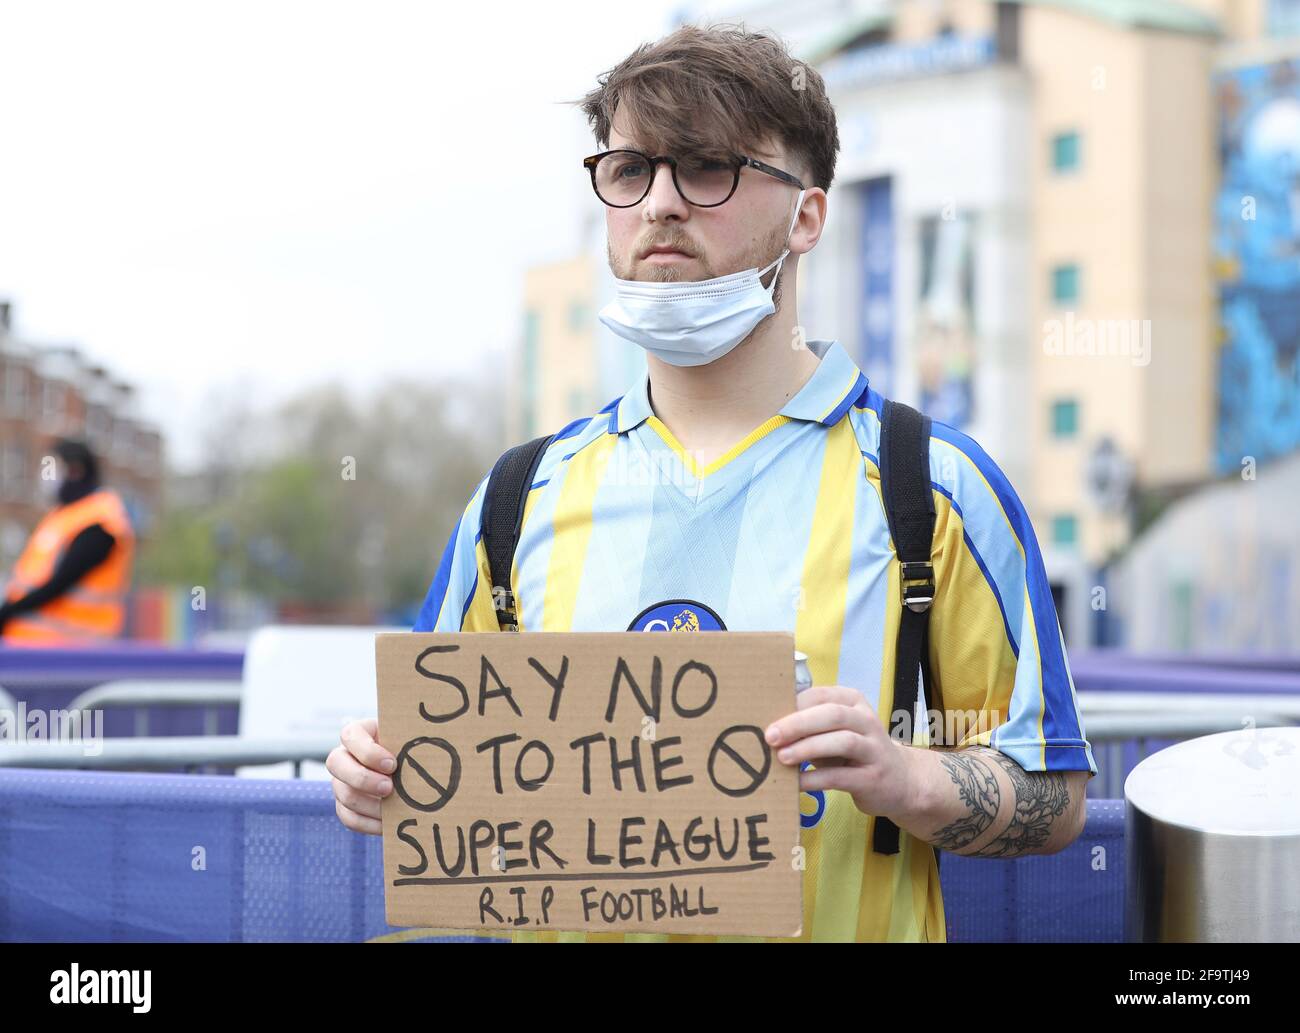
[[0, 645, 245, 689], [943, 799, 1125, 942], [3, 645, 1296, 825], [0, 646, 243, 739], [0, 768, 1124, 942]]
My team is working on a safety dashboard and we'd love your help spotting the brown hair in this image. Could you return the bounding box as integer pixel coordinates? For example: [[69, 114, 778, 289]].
[[575, 22, 840, 192]]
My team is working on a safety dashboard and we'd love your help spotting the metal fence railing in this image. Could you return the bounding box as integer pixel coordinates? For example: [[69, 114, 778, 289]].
[[1078, 709, 1300, 798], [4, 648, 1299, 790], [0, 735, 337, 778], [64, 680, 242, 737]]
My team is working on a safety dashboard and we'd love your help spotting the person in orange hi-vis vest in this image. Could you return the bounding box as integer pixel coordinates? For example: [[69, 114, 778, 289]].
[[0, 438, 135, 647]]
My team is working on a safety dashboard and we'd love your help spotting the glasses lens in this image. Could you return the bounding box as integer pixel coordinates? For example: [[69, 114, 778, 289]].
[[591, 152, 739, 206], [675, 155, 737, 206], [594, 151, 651, 206]]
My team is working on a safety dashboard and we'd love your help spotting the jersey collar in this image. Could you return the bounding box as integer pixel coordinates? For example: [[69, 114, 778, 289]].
[[614, 339, 867, 434], [614, 369, 654, 433], [776, 339, 868, 426]]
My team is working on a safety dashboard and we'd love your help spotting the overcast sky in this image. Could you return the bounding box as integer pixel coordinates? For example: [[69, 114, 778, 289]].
[[0, 0, 694, 469]]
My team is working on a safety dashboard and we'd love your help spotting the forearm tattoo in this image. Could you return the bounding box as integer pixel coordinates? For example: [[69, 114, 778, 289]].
[[930, 747, 1072, 858], [929, 750, 1000, 850]]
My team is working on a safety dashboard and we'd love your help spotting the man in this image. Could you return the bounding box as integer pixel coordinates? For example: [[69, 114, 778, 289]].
[[329, 23, 1097, 942], [0, 438, 135, 645]]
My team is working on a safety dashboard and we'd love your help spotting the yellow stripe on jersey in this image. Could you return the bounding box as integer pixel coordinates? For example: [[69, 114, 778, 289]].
[[928, 490, 1018, 750], [645, 413, 791, 479], [857, 449, 944, 942], [795, 418, 858, 941], [541, 433, 617, 632], [877, 544, 936, 942], [463, 536, 504, 632]]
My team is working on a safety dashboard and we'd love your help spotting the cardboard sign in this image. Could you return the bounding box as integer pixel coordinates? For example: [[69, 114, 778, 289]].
[[376, 631, 802, 937]]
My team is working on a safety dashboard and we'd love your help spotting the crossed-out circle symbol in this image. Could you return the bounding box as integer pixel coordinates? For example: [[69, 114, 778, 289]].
[[394, 736, 462, 812], [707, 724, 772, 798]]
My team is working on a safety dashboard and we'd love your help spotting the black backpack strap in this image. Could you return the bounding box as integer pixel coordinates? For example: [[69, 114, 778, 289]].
[[481, 434, 553, 631], [873, 399, 939, 865]]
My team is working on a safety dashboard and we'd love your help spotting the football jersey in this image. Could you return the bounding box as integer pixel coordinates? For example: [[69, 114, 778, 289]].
[[411, 337, 1098, 942]]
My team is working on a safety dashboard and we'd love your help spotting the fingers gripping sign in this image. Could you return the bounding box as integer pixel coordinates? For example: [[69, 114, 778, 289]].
[[764, 685, 919, 822]]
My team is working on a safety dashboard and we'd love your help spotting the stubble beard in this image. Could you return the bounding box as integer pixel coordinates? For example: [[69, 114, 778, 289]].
[[609, 214, 790, 310]]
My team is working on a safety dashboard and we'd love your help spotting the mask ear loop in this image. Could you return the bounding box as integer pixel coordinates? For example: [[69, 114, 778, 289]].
[[759, 188, 808, 288]]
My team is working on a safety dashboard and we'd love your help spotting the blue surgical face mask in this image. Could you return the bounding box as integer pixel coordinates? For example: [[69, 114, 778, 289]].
[[598, 188, 806, 367]]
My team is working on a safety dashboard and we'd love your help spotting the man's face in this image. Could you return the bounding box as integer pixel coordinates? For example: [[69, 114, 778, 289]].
[[603, 115, 802, 290]]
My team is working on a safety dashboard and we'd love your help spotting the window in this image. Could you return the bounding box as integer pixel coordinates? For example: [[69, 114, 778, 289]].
[[1, 445, 25, 502], [1051, 263, 1079, 305], [86, 406, 110, 443], [1051, 131, 1080, 172], [0, 519, 26, 569], [1052, 514, 1078, 548], [2, 363, 26, 416], [42, 381, 63, 422], [1051, 398, 1078, 437]]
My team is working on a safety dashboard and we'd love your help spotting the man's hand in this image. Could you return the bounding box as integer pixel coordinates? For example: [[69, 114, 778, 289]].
[[764, 684, 923, 823], [764, 687, 1090, 857], [327, 718, 397, 836]]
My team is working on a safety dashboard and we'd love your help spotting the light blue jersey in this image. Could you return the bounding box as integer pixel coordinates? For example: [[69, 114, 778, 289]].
[[415, 338, 1097, 941]]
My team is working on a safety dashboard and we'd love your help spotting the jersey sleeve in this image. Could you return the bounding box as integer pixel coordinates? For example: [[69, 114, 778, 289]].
[[411, 474, 502, 634], [924, 423, 1097, 778]]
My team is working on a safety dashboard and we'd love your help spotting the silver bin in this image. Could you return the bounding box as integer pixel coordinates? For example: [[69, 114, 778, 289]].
[[1125, 726, 1300, 942]]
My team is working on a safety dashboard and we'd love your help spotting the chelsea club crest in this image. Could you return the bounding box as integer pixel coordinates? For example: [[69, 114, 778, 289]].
[[627, 599, 727, 632]]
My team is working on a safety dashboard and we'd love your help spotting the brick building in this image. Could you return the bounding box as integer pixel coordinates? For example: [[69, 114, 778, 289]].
[[0, 300, 164, 573]]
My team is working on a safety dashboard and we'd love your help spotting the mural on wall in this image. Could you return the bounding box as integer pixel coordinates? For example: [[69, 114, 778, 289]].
[[916, 212, 977, 429], [1214, 57, 1300, 473]]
